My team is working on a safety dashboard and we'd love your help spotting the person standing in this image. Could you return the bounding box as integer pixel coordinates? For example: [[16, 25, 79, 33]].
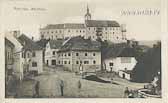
[[78, 80, 82, 91], [124, 87, 129, 98], [60, 80, 64, 96], [35, 81, 40, 97]]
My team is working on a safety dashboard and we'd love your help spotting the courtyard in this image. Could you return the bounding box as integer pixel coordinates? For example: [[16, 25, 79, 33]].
[[16, 66, 147, 98]]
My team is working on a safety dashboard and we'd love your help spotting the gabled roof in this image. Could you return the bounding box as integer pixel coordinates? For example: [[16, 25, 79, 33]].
[[85, 20, 120, 27], [17, 34, 43, 51], [48, 39, 64, 49], [64, 23, 85, 29], [36, 39, 49, 48], [118, 47, 136, 57], [41, 24, 64, 30], [102, 43, 135, 60], [58, 36, 101, 52], [5, 38, 15, 48]]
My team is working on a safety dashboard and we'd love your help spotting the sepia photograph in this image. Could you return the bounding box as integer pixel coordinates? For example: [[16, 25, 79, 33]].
[[1, 0, 163, 99]]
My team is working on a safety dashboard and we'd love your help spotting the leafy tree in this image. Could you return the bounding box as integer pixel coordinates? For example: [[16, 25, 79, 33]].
[[131, 42, 161, 83]]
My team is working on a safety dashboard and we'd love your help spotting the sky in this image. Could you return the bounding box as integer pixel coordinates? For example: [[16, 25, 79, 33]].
[[1, 0, 161, 41]]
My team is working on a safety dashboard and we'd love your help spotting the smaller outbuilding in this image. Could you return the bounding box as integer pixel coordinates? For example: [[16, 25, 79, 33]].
[[102, 44, 137, 80]]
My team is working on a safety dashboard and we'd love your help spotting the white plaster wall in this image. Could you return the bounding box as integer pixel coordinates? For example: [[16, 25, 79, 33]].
[[45, 42, 60, 66], [40, 29, 64, 40], [58, 51, 101, 71], [64, 29, 86, 38], [29, 50, 43, 73], [104, 57, 137, 72]]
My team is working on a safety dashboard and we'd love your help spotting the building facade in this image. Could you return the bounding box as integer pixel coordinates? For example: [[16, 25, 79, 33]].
[[45, 39, 64, 66], [40, 23, 86, 40], [57, 36, 101, 72], [5, 31, 24, 80], [39, 6, 127, 43], [18, 34, 43, 75], [5, 38, 15, 82]]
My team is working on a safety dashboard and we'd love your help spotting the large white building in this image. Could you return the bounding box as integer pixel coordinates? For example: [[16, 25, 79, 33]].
[[39, 6, 127, 43]]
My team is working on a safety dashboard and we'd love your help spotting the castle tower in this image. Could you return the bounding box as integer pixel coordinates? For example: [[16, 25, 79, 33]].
[[84, 4, 91, 21]]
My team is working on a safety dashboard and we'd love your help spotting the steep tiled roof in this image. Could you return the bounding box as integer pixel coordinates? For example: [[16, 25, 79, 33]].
[[85, 20, 120, 27], [58, 36, 101, 52], [118, 47, 136, 57], [64, 23, 85, 29], [17, 34, 43, 51], [36, 39, 49, 48], [102, 43, 135, 60], [41, 24, 64, 30], [48, 39, 64, 49], [5, 38, 15, 48], [41, 23, 85, 30]]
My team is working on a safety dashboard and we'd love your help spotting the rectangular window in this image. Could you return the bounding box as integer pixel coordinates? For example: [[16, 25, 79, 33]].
[[93, 53, 96, 56], [32, 62, 37, 67], [109, 62, 113, 66], [22, 52, 24, 58], [52, 60, 56, 65], [76, 53, 79, 56], [84, 61, 89, 64], [64, 61, 67, 64], [76, 61, 79, 64], [68, 53, 71, 56], [93, 60, 96, 64], [121, 57, 131, 63], [32, 52, 36, 57], [85, 53, 87, 56], [53, 51, 55, 55], [69, 61, 71, 64]]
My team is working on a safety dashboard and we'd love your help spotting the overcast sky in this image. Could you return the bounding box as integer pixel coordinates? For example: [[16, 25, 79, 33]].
[[1, 0, 161, 41]]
